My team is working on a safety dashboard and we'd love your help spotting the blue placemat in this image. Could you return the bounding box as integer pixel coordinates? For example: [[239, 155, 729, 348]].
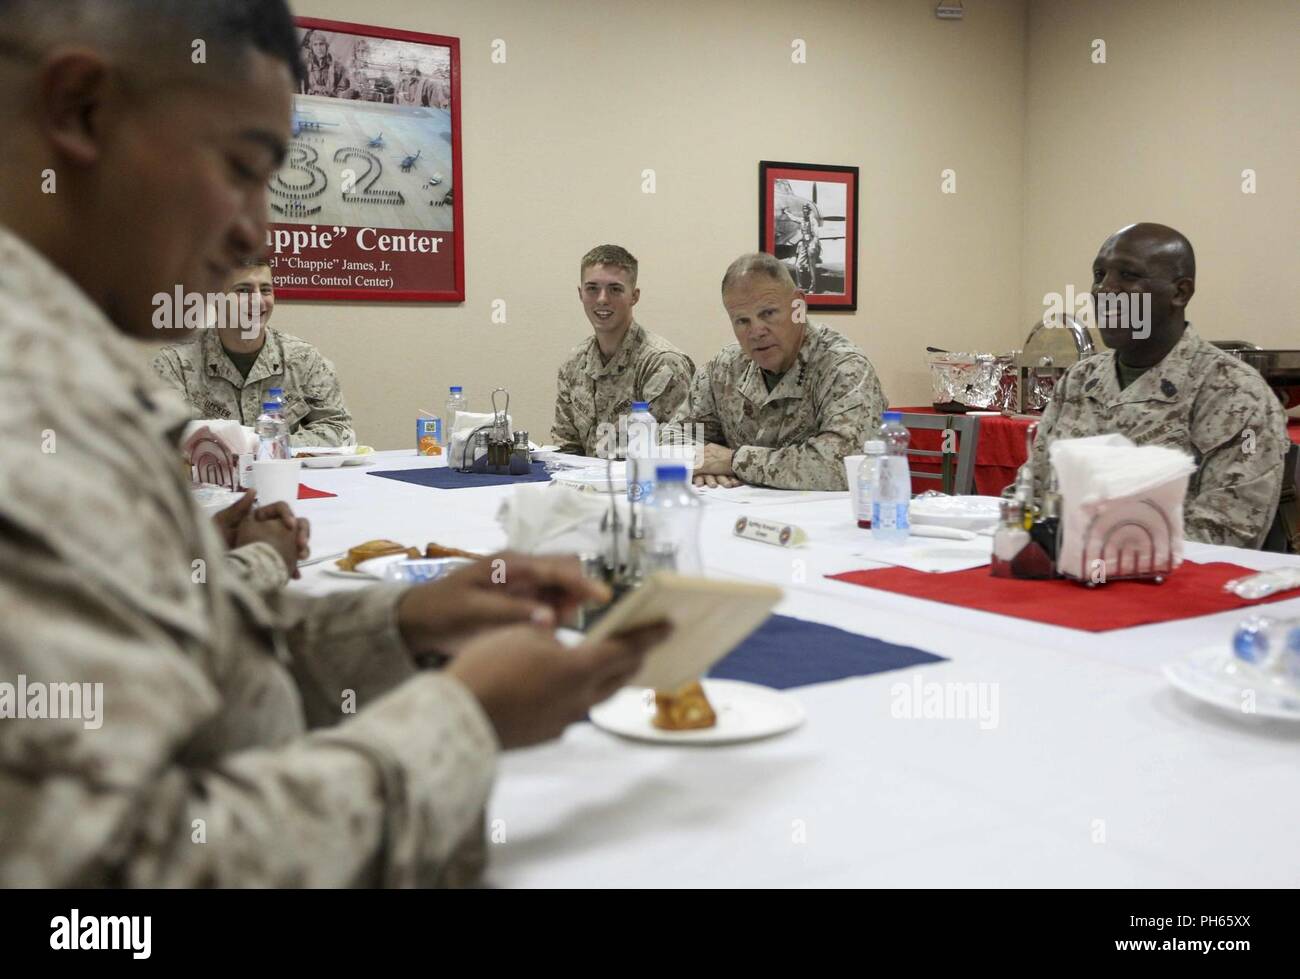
[[369, 461, 552, 490], [707, 614, 945, 690]]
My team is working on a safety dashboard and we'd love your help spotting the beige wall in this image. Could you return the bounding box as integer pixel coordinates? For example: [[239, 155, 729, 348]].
[[283, 0, 1030, 448], [266, 0, 1297, 451], [1022, 0, 1300, 342]]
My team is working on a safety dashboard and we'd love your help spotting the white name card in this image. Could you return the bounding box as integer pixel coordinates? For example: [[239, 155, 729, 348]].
[[732, 516, 807, 548]]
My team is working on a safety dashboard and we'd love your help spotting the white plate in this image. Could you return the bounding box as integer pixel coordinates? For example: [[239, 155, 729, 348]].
[[321, 551, 416, 580], [300, 455, 349, 469], [552, 465, 628, 493], [909, 494, 1003, 532], [1163, 645, 1300, 721], [191, 483, 245, 513], [294, 445, 374, 468], [341, 446, 376, 466], [589, 679, 805, 745]]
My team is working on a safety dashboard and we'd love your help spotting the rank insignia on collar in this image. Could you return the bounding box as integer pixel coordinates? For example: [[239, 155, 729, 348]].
[[1085, 377, 1098, 391], [743, 401, 755, 418]]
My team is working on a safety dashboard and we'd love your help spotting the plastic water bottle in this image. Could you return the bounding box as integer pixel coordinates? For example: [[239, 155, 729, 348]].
[[641, 463, 703, 575], [445, 385, 466, 431], [1232, 615, 1300, 681], [871, 411, 911, 543], [626, 400, 658, 503], [856, 440, 885, 529], [265, 389, 292, 458], [255, 402, 290, 460]]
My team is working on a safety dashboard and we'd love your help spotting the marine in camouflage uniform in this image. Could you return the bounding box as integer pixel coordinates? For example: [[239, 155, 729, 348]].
[[1030, 325, 1287, 548], [675, 321, 886, 491], [152, 325, 356, 447], [0, 227, 494, 887], [552, 321, 694, 457]]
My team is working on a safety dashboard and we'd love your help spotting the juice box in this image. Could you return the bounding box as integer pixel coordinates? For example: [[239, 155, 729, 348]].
[[417, 417, 443, 456]]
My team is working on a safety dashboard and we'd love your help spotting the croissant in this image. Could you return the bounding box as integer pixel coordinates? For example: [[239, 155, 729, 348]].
[[652, 680, 717, 731], [336, 539, 420, 571]]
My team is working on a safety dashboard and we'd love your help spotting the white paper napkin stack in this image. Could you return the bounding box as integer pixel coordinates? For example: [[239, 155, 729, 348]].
[[447, 411, 513, 467], [497, 482, 629, 555], [1049, 434, 1196, 580]]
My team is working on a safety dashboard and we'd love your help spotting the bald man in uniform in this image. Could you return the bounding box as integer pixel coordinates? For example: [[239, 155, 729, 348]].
[[1029, 223, 1286, 548]]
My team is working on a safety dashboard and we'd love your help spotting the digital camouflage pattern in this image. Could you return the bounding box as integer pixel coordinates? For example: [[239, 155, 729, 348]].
[[1030, 325, 1287, 548], [674, 322, 886, 490], [152, 326, 355, 447], [552, 322, 694, 457], [0, 227, 495, 887]]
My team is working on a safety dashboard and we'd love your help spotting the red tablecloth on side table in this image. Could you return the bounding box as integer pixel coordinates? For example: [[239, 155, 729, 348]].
[[891, 406, 1033, 496], [893, 409, 1300, 497]]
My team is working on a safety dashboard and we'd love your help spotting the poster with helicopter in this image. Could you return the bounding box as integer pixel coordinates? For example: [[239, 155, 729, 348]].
[[265, 17, 464, 302], [758, 161, 858, 311]]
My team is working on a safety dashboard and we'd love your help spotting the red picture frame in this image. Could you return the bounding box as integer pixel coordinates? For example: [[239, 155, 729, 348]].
[[270, 17, 464, 303], [759, 161, 858, 311]]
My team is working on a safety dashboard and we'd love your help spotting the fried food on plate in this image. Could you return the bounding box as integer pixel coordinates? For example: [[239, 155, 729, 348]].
[[336, 539, 420, 572], [652, 680, 717, 731]]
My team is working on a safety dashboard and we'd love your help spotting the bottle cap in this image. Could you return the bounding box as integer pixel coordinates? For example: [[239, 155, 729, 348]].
[[631, 401, 649, 412], [655, 464, 688, 481], [864, 440, 885, 455], [269, 387, 284, 397], [883, 410, 902, 422], [262, 402, 278, 413], [450, 386, 462, 393]]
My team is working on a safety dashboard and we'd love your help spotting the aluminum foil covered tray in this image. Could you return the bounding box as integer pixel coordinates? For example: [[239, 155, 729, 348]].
[[926, 348, 1018, 412]]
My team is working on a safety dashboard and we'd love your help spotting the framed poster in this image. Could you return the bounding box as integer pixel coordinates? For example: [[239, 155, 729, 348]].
[[758, 161, 858, 311], [267, 17, 463, 302]]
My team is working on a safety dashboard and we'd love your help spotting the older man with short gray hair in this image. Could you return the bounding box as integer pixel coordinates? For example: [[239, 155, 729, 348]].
[[672, 252, 885, 490]]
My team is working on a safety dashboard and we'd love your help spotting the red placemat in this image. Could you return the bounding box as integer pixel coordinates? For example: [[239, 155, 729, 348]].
[[827, 561, 1300, 632], [297, 483, 337, 500]]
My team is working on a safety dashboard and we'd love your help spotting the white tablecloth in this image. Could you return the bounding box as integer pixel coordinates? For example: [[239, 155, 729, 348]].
[[290, 451, 1300, 887]]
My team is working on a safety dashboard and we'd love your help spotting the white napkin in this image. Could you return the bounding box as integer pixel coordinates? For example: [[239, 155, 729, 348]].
[[448, 410, 513, 467], [497, 483, 629, 555], [1049, 434, 1196, 580], [848, 535, 993, 573]]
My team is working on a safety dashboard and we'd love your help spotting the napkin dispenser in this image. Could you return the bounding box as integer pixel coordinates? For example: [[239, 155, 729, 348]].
[[182, 420, 258, 490], [451, 387, 529, 474], [1049, 435, 1196, 586]]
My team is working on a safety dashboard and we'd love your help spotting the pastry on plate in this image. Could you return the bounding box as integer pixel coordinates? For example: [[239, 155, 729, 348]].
[[652, 680, 717, 731], [336, 539, 420, 572]]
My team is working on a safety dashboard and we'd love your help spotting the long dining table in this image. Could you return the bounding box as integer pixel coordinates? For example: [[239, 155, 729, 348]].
[[289, 450, 1300, 888]]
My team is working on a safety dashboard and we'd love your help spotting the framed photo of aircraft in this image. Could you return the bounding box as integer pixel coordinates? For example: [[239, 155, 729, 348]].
[[267, 17, 464, 303], [759, 161, 858, 311]]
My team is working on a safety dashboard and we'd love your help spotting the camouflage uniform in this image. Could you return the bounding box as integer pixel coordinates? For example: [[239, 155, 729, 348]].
[[225, 540, 292, 595], [552, 321, 694, 457], [153, 327, 355, 447], [1030, 325, 1287, 548], [674, 322, 886, 490], [0, 226, 495, 887]]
